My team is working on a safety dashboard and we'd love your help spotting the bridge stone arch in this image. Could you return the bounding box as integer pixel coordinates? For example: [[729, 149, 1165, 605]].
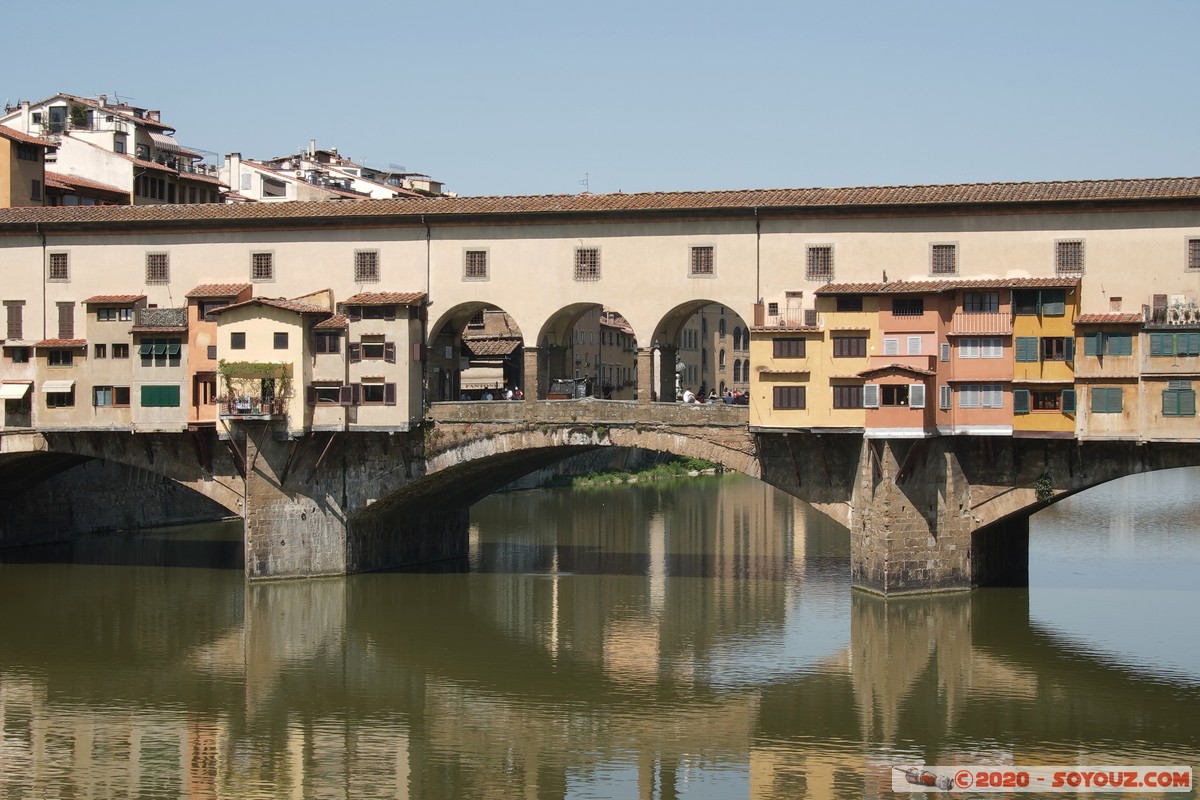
[[0, 429, 243, 546], [532, 302, 643, 401]]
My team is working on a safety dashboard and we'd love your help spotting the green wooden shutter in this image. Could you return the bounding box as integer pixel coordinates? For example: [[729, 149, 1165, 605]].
[[1013, 389, 1030, 414], [1149, 333, 1168, 356], [1112, 333, 1132, 356], [1061, 388, 1076, 413], [1015, 337, 1039, 362], [1064, 337, 1074, 363], [1084, 333, 1100, 356]]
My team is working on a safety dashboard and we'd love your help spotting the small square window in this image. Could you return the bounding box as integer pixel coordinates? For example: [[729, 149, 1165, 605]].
[[931, 243, 957, 275], [112, 343, 129, 359], [146, 252, 169, 284], [574, 248, 600, 282], [806, 246, 833, 281], [354, 250, 380, 283], [1056, 239, 1084, 275], [464, 249, 488, 280], [251, 252, 274, 282], [690, 246, 714, 277], [48, 252, 69, 282], [94, 343, 107, 359], [274, 332, 288, 350], [231, 332, 246, 350]]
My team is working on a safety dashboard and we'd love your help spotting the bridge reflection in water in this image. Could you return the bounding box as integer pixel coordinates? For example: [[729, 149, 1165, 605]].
[[0, 474, 1196, 799]]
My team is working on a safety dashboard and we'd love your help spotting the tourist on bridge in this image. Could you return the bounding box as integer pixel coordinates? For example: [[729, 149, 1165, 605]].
[[682, 387, 696, 404]]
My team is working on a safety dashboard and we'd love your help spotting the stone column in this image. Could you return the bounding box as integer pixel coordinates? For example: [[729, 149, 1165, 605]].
[[636, 347, 655, 404], [657, 345, 679, 402], [522, 346, 541, 400]]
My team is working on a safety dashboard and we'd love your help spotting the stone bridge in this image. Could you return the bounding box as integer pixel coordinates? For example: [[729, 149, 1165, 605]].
[[4, 404, 1200, 594]]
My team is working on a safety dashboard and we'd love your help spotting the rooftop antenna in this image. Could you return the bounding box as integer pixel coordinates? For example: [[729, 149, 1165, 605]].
[[579, 172, 590, 193]]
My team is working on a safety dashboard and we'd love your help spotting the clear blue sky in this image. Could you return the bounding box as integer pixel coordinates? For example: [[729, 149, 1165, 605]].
[[9, 0, 1199, 197]]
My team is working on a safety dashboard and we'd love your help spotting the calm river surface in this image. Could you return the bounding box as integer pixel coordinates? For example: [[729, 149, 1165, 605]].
[[1, 470, 1198, 799]]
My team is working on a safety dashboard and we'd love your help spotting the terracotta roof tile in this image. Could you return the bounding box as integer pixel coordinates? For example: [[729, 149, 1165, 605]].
[[2, 177, 1199, 228], [214, 297, 332, 316], [1075, 313, 1144, 324], [342, 291, 426, 306], [463, 338, 521, 357], [313, 314, 348, 330], [0, 125, 55, 148], [84, 294, 144, 304], [857, 363, 937, 377], [121, 153, 175, 173], [44, 170, 128, 196], [34, 338, 86, 348], [185, 283, 252, 298]]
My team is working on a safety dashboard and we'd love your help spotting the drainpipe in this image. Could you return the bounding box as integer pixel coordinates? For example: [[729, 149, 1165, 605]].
[[36, 223, 47, 339], [423, 215, 431, 412], [754, 207, 761, 305]]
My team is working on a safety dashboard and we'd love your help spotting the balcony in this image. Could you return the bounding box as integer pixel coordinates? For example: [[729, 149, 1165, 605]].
[[763, 309, 816, 328], [218, 395, 285, 420], [950, 311, 1013, 336], [216, 362, 291, 421]]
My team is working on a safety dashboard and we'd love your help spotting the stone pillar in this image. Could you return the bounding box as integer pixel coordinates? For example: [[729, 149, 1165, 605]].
[[849, 438, 975, 594], [522, 346, 541, 400], [242, 422, 348, 579], [657, 345, 679, 402], [636, 347, 655, 404]]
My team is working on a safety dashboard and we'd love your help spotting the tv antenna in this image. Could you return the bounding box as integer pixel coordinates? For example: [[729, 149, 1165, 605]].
[[579, 172, 590, 193]]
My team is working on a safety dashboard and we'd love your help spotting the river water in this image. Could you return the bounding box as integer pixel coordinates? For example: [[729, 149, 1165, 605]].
[[0, 470, 1197, 799]]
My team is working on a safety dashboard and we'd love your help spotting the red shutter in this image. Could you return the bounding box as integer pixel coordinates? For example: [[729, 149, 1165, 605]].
[[339, 385, 353, 406], [385, 383, 396, 405], [384, 342, 396, 363], [348, 342, 361, 363]]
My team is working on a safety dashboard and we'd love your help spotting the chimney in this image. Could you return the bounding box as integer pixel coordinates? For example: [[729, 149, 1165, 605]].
[[98, 95, 107, 107], [308, 139, 316, 157], [147, 110, 161, 122]]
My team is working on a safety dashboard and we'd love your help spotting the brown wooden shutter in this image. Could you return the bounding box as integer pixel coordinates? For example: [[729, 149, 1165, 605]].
[[383, 305, 396, 321], [348, 342, 362, 363], [385, 383, 396, 405], [384, 342, 396, 363], [348, 306, 362, 322], [351, 383, 362, 405], [57, 302, 74, 339], [339, 385, 353, 406], [306, 386, 317, 405]]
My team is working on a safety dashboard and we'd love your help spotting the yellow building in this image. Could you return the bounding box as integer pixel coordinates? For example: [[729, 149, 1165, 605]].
[[0, 125, 51, 207], [1011, 279, 1080, 437]]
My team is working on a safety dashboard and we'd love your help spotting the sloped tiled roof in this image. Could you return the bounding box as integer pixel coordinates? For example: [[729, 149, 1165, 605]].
[[1075, 313, 1144, 324], [313, 313, 348, 330], [0, 125, 54, 148], [44, 171, 128, 196], [84, 294, 144, 304], [185, 283, 252, 298], [816, 277, 1080, 295], [342, 291, 426, 306], [857, 363, 937, 378], [463, 338, 521, 357], [1, 177, 1198, 227], [213, 297, 332, 316], [34, 338, 86, 348]]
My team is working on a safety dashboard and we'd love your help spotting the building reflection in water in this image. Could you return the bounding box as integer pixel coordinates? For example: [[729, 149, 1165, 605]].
[[0, 474, 1197, 798]]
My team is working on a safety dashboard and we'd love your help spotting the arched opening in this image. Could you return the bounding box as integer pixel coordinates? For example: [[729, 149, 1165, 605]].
[[536, 304, 639, 400], [651, 301, 751, 402], [428, 303, 526, 401]]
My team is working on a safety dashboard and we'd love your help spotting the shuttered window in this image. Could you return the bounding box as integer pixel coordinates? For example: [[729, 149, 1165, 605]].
[[773, 338, 805, 358], [1163, 381, 1197, 417], [1090, 387, 1124, 414], [1015, 337, 1039, 362], [773, 386, 806, 409]]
